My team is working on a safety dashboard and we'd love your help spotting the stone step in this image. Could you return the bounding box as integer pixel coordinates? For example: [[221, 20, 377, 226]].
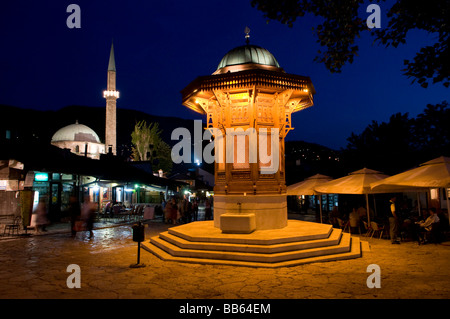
[[142, 236, 362, 268], [168, 220, 333, 245], [159, 228, 343, 254], [148, 232, 353, 264]]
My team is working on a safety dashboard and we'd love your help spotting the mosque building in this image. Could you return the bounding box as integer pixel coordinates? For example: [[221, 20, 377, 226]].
[[50, 121, 105, 159], [51, 42, 118, 159]]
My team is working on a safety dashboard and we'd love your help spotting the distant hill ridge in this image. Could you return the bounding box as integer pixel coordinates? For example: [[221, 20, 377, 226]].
[[0, 104, 200, 148]]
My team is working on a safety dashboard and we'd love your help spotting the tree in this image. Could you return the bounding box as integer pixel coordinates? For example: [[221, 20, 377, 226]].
[[413, 101, 450, 158], [342, 112, 416, 174], [250, 0, 450, 87], [341, 101, 450, 174], [131, 120, 173, 174]]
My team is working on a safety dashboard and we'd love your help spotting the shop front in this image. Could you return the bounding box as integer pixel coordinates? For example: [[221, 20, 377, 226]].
[[31, 171, 78, 221]]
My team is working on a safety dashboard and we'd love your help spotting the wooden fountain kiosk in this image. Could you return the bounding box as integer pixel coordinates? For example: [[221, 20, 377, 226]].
[[143, 35, 364, 267], [181, 42, 315, 233]]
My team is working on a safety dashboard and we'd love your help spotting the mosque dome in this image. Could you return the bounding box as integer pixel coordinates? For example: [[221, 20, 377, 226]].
[[51, 121, 101, 143], [215, 44, 282, 74]]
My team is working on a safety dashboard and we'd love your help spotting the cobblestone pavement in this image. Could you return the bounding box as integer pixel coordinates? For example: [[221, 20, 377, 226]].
[[0, 220, 450, 300]]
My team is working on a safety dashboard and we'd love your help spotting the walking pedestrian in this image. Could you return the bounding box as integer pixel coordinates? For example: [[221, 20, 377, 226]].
[[82, 196, 96, 238], [68, 195, 81, 237], [34, 198, 48, 233]]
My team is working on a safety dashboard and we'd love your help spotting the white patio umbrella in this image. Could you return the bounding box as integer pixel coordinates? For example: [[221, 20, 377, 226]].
[[314, 168, 390, 224], [287, 174, 333, 195], [371, 156, 450, 224], [287, 174, 333, 223]]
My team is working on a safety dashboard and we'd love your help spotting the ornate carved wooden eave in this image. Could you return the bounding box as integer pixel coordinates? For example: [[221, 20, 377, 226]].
[[181, 69, 315, 114]]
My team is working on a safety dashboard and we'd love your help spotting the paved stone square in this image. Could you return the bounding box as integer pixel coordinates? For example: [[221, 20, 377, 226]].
[[0, 221, 449, 300]]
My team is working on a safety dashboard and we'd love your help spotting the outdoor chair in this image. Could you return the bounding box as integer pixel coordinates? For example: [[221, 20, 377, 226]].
[[3, 216, 21, 236], [337, 218, 351, 233], [363, 221, 373, 237], [424, 222, 444, 243], [370, 221, 385, 239], [128, 205, 136, 220]]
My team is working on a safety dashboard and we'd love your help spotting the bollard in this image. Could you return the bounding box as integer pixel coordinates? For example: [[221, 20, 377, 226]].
[[130, 221, 146, 268]]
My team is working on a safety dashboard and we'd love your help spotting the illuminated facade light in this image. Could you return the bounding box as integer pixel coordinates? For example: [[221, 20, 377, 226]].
[[34, 172, 49, 182], [103, 90, 120, 98]]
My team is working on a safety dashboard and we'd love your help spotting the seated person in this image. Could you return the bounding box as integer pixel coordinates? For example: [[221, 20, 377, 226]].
[[414, 207, 440, 244], [104, 201, 112, 215]]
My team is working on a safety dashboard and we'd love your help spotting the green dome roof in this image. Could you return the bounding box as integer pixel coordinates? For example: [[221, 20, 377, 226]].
[[51, 122, 101, 143], [217, 44, 281, 70]]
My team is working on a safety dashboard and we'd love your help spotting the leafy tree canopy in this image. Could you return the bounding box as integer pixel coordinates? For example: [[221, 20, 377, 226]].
[[251, 0, 450, 87], [341, 101, 450, 174], [131, 120, 173, 174]]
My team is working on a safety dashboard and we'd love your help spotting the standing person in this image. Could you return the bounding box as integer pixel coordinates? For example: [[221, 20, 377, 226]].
[[193, 199, 199, 221], [186, 200, 193, 223], [178, 198, 186, 223], [34, 198, 49, 233], [164, 199, 172, 224], [389, 196, 400, 244], [205, 198, 212, 220], [68, 195, 81, 237], [171, 198, 179, 225], [330, 205, 340, 228], [349, 207, 360, 234]]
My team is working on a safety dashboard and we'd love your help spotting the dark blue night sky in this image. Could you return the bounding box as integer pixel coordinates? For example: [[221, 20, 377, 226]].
[[0, 1, 447, 150]]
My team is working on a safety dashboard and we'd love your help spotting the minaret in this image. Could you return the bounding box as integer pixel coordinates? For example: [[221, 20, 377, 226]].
[[103, 42, 119, 155]]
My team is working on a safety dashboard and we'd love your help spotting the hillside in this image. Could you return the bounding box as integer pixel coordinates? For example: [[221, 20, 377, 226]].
[[0, 104, 199, 149]]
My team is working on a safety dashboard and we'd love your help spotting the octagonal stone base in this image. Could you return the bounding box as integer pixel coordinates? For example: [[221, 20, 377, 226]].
[[143, 220, 364, 268]]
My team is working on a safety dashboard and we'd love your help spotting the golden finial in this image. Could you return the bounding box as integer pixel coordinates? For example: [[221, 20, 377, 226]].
[[245, 26, 250, 45]]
